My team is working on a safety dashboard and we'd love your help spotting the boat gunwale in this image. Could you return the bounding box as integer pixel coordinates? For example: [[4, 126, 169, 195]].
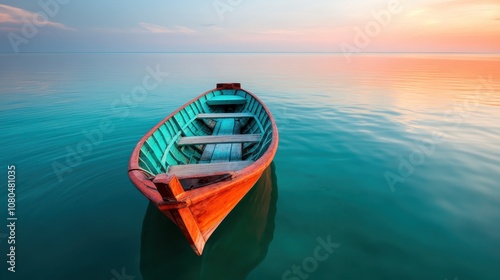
[[128, 84, 279, 204]]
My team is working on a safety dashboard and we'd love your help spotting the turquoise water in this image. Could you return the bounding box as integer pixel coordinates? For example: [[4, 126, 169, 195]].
[[1, 53, 499, 280]]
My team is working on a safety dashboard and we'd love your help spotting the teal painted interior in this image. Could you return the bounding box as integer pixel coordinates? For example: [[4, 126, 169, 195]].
[[136, 89, 273, 176], [1, 53, 499, 280]]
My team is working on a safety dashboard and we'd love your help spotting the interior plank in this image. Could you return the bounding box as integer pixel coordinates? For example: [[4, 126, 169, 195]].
[[206, 95, 247, 106], [199, 119, 222, 163], [210, 119, 235, 163], [197, 113, 254, 119], [168, 161, 253, 178], [178, 134, 261, 146], [230, 121, 242, 161]]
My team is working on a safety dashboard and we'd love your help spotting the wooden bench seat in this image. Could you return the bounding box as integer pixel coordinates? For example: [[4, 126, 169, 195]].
[[206, 95, 247, 106], [197, 113, 254, 119], [178, 134, 261, 146], [168, 161, 253, 178]]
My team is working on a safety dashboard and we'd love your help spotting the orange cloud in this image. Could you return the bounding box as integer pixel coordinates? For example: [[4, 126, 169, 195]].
[[364, 0, 500, 52], [427, 0, 499, 9]]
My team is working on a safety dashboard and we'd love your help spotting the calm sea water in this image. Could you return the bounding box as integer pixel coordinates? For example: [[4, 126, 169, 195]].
[[1, 53, 499, 280]]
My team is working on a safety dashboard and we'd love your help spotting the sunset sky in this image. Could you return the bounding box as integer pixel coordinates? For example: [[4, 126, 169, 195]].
[[0, 0, 499, 52]]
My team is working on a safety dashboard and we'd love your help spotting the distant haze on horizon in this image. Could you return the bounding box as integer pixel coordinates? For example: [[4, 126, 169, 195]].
[[0, 0, 499, 53]]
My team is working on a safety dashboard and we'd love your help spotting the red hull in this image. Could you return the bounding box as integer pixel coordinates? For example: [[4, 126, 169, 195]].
[[128, 83, 279, 255]]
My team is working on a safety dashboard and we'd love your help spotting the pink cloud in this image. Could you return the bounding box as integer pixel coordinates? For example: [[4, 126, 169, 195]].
[[0, 4, 76, 31]]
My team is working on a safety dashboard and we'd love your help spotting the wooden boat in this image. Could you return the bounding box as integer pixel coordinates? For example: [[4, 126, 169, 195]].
[[140, 163, 278, 279], [128, 83, 279, 255]]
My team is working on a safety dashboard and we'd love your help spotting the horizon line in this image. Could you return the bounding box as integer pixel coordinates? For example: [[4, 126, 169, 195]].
[[1, 51, 500, 55]]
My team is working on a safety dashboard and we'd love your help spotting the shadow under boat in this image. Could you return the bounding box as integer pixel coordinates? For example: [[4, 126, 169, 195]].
[[140, 162, 279, 280]]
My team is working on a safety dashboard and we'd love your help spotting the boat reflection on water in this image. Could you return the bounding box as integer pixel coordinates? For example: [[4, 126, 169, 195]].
[[140, 163, 278, 280]]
